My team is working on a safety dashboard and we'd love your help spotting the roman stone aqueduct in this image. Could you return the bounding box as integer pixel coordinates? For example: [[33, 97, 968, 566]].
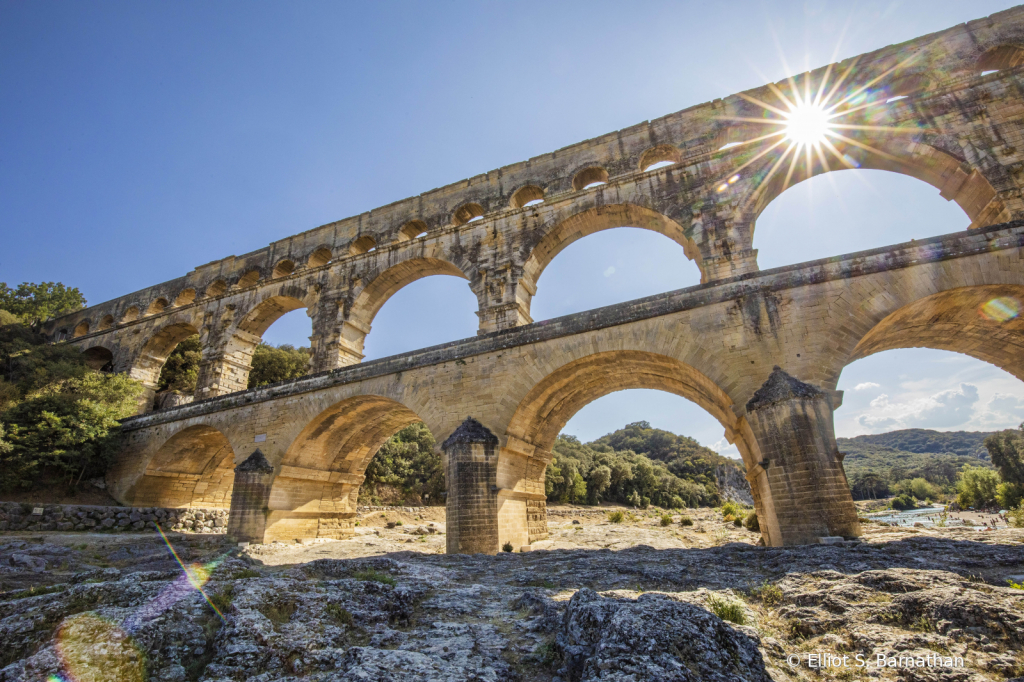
[[48, 8, 1024, 550]]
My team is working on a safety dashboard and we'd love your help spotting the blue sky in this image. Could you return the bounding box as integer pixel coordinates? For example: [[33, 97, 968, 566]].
[[2, 1, 1022, 456]]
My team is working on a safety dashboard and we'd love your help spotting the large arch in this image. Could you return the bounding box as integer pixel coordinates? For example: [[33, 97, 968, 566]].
[[520, 205, 704, 320], [125, 424, 236, 509], [335, 257, 472, 364], [846, 285, 1024, 382], [264, 394, 427, 542], [498, 350, 776, 546], [748, 136, 1007, 245]]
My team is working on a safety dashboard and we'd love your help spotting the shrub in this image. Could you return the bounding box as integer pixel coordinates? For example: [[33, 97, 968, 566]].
[[352, 569, 395, 586], [891, 493, 916, 510], [743, 511, 760, 532], [1009, 502, 1024, 529], [502, 541, 514, 553], [956, 465, 1000, 508], [721, 501, 741, 519], [749, 581, 783, 607], [996, 482, 1024, 510], [608, 511, 624, 524], [732, 517, 742, 527], [324, 603, 353, 625], [706, 593, 746, 625], [659, 514, 673, 527], [679, 516, 694, 527]]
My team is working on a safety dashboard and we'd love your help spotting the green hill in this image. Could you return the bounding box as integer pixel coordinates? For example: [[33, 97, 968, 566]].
[[836, 429, 995, 499]]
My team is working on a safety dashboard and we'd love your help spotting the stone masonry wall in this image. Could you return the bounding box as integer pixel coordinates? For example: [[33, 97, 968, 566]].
[[0, 502, 228, 534]]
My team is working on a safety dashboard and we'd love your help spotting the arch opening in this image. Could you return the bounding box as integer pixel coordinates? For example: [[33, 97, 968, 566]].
[[145, 298, 168, 316], [521, 204, 704, 322], [639, 145, 681, 172], [73, 320, 90, 338], [977, 45, 1024, 74], [452, 203, 485, 226], [572, 167, 608, 191], [345, 257, 474, 362], [132, 321, 201, 391], [236, 270, 261, 289], [307, 247, 333, 268], [96, 314, 114, 331], [511, 186, 545, 209], [127, 425, 236, 509], [750, 137, 1006, 258], [350, 236, 377, 255], [272, 260, 296, 279], [216, 294, 313, 392], [265, 395, 436, 541], [205, 280, 228, 298], [82, 346, 114, 372], [398, 220, 429, 241], [173, 289, 196, 307], [121, 306, 140, 324]]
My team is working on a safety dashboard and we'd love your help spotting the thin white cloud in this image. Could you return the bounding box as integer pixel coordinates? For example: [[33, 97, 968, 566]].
[[855, 383, 980, 432], [603, 266, 616, 277], [852, 382, 880, 391], [711, 438, 742, 460]]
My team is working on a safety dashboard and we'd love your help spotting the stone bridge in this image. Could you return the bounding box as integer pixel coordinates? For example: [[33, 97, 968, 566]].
[[47, 7, 1024, 550]]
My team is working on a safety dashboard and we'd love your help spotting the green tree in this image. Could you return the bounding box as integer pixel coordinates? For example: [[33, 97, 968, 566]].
[[985, 423, 1024, 486], [2, 372, 143, 490], [0, 282, 86, 327], [157, 335, 201, 393], [361, 423, 443, 504], [586, 464, 611, 503], [956, 464, 1001, 509], [247, 344, 310, 388]]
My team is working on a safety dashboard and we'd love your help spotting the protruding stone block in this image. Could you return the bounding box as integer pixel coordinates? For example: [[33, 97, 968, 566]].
[[746, 367, 861, 546], [443, 417, 500, 555], [227, 449, 275, 543]]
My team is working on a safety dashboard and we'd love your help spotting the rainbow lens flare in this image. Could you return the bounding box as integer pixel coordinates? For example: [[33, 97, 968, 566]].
[[979, 296, 1021, 322], [55, 614, 144, 682], [153, 525, 226, 623]]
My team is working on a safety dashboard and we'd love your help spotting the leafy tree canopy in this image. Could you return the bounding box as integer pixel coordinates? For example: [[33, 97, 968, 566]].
[[248, 343, 310, 389], [360, 423, 443, 505], [0, 282, 86, 327], [985, 423, 1024, 487], [0, 320, 143, 491], [157, 335, 201, 394]]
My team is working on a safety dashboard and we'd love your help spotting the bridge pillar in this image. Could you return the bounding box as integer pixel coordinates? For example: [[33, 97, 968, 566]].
[[194, 330, 260, 398], [472, 267, 533, 334], [744, 367, 860, 545], [443, 417, 500, 554], [227, 449, 275, 543]]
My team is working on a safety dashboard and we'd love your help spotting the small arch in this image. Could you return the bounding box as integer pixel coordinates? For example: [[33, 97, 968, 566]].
[[205, 279, 228, 298], [398, 220, 429, 241], [307, 247, 333, 268], [146, 298, 169, 316], [56, 329, 68, 341], [132, 321, 201, 389], [82, 346, 114, 372], [121, 306, 140, 323], [272, 259, 296, 279], [639, 145, 681, 172], [73, 320, 90, 337], [126, 424, 236, 508], [236, 270, 261, 289], [96, 314, 114, 331], [510, 186, 545, 209], [173, 289, 196, 307], [452, 203, 485, 226], [237, 294, 307, 337], [572, 167, 609, 191], [977, 45, 1024, 73], [350, 236, 377, 255]]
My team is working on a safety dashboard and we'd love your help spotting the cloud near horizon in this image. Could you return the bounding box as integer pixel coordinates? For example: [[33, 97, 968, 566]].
[[852, 382, 1024, 433]]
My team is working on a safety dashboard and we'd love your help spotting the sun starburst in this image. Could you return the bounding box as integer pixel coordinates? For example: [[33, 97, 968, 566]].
[[713, 54, 928, 201]]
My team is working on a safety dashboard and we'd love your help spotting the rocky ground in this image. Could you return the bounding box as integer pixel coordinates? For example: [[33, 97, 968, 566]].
[[0, 506, 1022, 681]]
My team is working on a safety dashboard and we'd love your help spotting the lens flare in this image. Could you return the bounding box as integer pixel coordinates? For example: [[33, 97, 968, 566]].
[[784, 102, 831, 146], [154, 525, 226, 622], [55, 614, 144, 682], [979, 296, 1021, 322]]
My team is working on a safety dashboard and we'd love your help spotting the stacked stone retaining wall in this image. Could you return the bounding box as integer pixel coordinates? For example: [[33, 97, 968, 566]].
[[0, 502, 227, 534]]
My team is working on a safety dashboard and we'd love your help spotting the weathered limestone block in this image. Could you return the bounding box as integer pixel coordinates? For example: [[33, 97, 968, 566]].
[[745, 367, 861, 546], [227, 449, 274, 543], [444, 417, 500, 555]]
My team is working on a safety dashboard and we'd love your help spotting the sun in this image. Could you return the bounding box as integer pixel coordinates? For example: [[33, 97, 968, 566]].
[[784, 101, 832, 147]]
